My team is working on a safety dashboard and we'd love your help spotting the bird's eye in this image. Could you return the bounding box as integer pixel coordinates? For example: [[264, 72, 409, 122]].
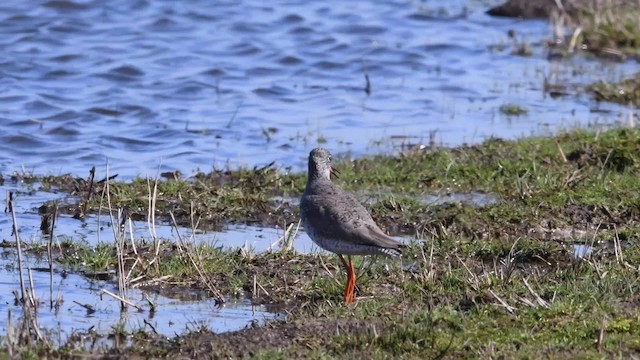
[[328, 156, 332, 163]]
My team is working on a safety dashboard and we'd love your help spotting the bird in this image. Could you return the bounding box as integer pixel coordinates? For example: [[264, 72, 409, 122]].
[[300, 147, 404, 304]]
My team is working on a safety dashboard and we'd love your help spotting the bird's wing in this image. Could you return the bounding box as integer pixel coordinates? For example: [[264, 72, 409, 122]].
[[302, 186, 403, 250]]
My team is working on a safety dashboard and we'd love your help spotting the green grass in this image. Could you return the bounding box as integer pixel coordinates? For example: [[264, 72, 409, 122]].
[[563, 2, 640, 107], [5, 126, 640, 358], [590, 74, 640, 106], [573, 3, 640, 59], [499, 104, 528, 116]]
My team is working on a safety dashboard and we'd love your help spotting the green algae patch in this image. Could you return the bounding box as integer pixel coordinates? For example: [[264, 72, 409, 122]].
[[499, 103, 528, 116]]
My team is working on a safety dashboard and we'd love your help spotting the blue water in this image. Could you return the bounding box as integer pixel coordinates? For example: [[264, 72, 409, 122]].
[[0, 251, 281, 343], [0, 185, 283, 341], [0, 0, 635, 179]]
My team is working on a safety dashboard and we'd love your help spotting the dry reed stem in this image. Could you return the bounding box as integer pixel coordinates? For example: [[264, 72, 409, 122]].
[[456, 254, 479, 290], [6, 310, 14, 357], [80, 166, 95, 217], [282, 220, 300, 252], [73, 300, 96, 314], [26, 268, 48, 345], [116, 209, 129, 310], [101, 289, 143, 311], [613, 225, 624, 264], [523, 277, 550, 308], [317, 254, 340, 285], [143, 293, 156, 313], [489, 289, 517, 313], [253, 274, 257, 299], [147, 170, 161, 264], [104, 162, 130, 310], [10, 194, 27, 302], [97, 165, 108, 244], [269, 220, 300, 253], [48, 202, 57, 308]]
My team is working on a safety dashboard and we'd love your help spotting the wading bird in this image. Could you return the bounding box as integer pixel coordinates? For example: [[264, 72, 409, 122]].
[[300, 148, 404, 304]]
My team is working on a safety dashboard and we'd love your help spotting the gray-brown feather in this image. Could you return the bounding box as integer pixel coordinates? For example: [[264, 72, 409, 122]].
[[300, 148, 404, 256]]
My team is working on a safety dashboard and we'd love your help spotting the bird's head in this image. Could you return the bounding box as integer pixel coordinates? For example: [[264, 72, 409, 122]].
[[308, 147, 339, 180]]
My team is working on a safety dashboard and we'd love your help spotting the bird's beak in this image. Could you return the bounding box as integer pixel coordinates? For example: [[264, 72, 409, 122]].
[[330, 166, 340, 179]]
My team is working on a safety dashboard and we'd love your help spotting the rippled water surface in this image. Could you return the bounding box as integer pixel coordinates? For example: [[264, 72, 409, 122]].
[[0, 0, 636, 178]]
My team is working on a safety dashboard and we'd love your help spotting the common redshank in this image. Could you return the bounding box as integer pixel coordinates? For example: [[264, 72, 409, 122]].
[[300, 148, 404, 304]]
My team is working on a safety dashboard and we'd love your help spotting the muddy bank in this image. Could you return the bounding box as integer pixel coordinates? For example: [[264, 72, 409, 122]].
[[487, 0, 638, 19], [490, 0, 640, 62]]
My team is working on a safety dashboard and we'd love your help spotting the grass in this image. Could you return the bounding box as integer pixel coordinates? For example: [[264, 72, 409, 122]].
[[590, 73, 640, 106], [3, 126, 640, 357], [95, 234, 638, 358], [499, 104, 528, 116], [545, 1, 640, 106], [571, 1, 640, 60]]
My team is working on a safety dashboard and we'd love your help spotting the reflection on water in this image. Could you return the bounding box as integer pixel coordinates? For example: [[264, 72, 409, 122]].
[[570, 243, 593, 259], [0, 0, 636, 179], [419, 191, 498, 207], [0, 183, 294, 342], [0, 252, 281, 343]]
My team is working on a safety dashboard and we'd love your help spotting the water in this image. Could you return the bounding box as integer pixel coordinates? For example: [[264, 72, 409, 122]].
[[570, 243, 593, 259], [0, 178, 348, 341], [0, 0, 636, 179], [420, 191, 498, 207], [0, 183, 287, 342], [0, 182, 321, 252], [0, 253, 281, 344]]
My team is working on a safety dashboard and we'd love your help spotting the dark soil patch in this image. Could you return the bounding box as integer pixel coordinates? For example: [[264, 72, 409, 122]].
[[487, 0, 575, 18], [115, 318, 386, 359], [487, 0, 638, 19]]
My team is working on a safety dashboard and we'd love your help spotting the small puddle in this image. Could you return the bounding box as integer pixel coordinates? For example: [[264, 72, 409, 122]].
[[216, 223, 323, 254], [570, 243, 593, 259], [418, 191, 498, 207], [568, 239, 628, 260], [0, 184, 289, 343], [0, 252, 282, 345], [353, 190, 498, 208]]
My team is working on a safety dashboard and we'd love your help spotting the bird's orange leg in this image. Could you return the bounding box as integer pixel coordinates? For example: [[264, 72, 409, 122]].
[[339, 255, 354, 304], [347, 256, 356, 303]]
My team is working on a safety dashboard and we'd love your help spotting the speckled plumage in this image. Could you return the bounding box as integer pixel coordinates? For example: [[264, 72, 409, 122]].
[[300, 148, 404, 257]]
